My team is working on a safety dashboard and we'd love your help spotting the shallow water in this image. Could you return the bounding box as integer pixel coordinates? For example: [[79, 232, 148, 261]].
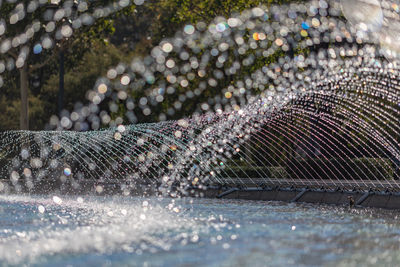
[[1, 195, 400, 266]]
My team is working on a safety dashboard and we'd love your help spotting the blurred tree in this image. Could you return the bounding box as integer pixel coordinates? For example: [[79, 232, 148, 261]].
[[103, 0, 302, 124], [0, 0, 136, 130], [41, 40, 132, 128], [0, 0, 301, 130]]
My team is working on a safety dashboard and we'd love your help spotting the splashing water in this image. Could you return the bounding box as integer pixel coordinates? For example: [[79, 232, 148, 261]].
[[2, 195, 400, 265], [1, 0, 400, 193], [0, 195, 215, 265], [2, 0, 400, 265]]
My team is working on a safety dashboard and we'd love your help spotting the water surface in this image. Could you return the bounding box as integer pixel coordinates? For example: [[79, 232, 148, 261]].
[[0, 195, 400, 266]]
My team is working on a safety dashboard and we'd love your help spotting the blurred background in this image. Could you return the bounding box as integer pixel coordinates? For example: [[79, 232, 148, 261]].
[[0, 0, 294, 131]]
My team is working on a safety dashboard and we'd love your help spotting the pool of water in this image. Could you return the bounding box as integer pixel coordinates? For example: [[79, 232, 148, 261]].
[[1, 195, 400, 266]]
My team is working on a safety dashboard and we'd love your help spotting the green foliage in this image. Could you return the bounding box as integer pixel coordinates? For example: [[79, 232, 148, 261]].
[[287, 157, 394, 180], [0, 96, 20, 130], [144, 0, 303, 42], [218, 157, 288, 179], [217, 165, 288, 179], [0, 0, 137, 130], [0, 0, 305, 130], [218, 165, 269, 178], [218, 157, 394, 181], [41, 41, 131, 117], [268, 166, 288, 178], [352, 157, 394, 180], [0, 93, 48, 131]]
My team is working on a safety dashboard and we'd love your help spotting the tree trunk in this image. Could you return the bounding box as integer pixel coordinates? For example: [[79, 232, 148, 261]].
[[19, 64, 29, 130], [58, 50, 65, 116]]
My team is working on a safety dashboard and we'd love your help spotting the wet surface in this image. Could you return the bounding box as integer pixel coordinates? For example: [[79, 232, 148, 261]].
[[1, 195, 400, 266]]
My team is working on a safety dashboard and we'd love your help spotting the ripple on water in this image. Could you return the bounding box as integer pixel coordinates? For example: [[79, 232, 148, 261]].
[[1, 195, 400, 266]]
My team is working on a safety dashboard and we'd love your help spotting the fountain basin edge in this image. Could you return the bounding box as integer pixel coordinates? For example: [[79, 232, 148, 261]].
[[194, 186, 400, 210], [2, 178, 400, 210]]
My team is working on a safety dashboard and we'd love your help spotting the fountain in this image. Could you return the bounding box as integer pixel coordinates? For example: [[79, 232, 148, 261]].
[[2, 0, 400, 198], [2, 0, 400, 265]]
